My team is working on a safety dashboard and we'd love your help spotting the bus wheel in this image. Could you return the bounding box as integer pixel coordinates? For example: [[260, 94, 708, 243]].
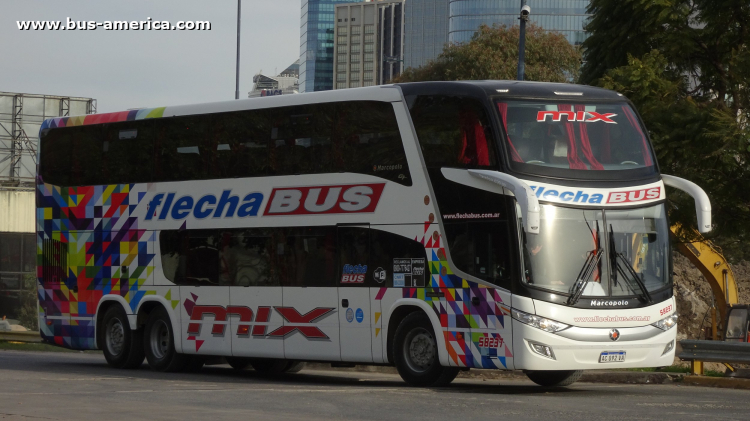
[[393, 312, 459, 387], [226, 357, 252, 370], [250, 359, 292, 375], [525, 370, 583, 387], [285, 361, 305, 373], [144, 306, 188, 372], [101, 305, 145, 369]]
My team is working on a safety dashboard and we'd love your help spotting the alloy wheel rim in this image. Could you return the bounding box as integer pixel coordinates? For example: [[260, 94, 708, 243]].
[[150, 319, 170, 360], [403, 327, 436, 373], [105, 319, 125, 357]]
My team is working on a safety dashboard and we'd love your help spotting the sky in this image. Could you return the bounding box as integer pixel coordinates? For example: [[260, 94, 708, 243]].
[[0, 0, 301, 113]]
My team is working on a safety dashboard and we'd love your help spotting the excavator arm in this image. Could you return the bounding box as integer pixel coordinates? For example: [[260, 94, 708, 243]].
[[671, 225, 739, 339]]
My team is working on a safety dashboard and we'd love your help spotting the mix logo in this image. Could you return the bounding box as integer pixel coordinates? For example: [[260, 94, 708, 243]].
[[187, 304, 335, 340], [536, 111, 617, 123]]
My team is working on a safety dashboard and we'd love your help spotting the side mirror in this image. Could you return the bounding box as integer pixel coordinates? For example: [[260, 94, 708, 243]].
[[467, 170, 540, 234], [661, 174, 712, 233]]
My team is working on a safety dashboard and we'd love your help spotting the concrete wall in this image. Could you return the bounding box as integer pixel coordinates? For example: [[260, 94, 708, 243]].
[[0, 191, 35, 233]]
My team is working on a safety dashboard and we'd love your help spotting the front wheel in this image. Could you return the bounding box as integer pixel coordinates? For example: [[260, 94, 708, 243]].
[[101, 305, 144, 369], [393, 312, 459, 387], [143, 306, 188, 372], [525, 370, 583, 387]]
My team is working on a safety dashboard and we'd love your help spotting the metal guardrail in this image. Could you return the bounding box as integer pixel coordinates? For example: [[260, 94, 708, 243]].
[[0, 331, 41, 343], [679, 340, 750, 364]]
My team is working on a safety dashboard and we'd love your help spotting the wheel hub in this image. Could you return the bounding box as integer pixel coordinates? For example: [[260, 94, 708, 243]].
[[105, 319, 125, 356], [405, 329, 435, 372], [150, 320, 171, 360]]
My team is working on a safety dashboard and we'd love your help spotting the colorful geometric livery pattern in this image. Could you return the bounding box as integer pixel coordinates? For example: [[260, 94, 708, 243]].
[[40, 107, 165, 130], [376, 221, 513, 369], [36, 182, 158, 349]]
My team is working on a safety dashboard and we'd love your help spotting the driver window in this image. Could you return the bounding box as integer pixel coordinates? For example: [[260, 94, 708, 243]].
[[408, 95, 498, 169]]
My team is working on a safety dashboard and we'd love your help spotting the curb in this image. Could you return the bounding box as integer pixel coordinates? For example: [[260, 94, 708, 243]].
[[682, 376, 750, 390], [0, 331, 41, 343]]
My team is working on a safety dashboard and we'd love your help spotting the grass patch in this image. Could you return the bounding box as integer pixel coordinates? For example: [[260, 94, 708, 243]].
[[0, 340, 100, 353]]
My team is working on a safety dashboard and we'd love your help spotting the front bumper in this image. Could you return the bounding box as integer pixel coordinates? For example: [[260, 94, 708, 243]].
[[512, 320, 677, 371]]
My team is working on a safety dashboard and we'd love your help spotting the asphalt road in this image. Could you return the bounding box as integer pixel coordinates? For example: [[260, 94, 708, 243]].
[[1, 350, 749, 421]]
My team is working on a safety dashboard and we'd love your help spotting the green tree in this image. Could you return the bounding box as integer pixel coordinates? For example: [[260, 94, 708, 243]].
[[599, 50, 750, 259], [392, 24, 581, 83], [584, 1, 750, 259]]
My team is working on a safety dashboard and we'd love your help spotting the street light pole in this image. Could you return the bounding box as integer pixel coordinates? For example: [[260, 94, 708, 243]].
[[235, 0, 241, 100], [517, 0, 530, 81]]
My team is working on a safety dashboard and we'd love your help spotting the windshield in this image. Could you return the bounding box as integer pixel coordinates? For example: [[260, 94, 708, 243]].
[[520, 204, 670, 299], [497, 100, 657, 180]]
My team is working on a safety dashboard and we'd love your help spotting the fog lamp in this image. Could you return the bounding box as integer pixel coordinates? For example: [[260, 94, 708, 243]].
[[662, 340, 674, 355], [529, 341, 556, 360]]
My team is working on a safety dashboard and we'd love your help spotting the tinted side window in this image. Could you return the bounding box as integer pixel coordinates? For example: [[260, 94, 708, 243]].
[[408, 95, 498, 169], [338, 227, 370, 287], [273, 227, 336, 287], [39, 121, 155, 187], [161, 227, 336, 287], [443, 221, 512, 289], [160, 230, 220, 286], [370, 229, 427, 288], [40, 101, 410, 187], [153, 117, 220, 182], [219, 229, 279, 286]]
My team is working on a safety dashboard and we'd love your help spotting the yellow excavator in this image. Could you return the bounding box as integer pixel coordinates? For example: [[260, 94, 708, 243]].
[[672, 225, 750, 375]]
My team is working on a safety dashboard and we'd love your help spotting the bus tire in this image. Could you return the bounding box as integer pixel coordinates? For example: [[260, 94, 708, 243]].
[[101, 305, 145, 369], [144, 306, 189, 372], [227, 357, 252, 370], [393, 312, 459, 387], [250, 359, 292, 375], [285, 361, 305, 373], [525, 370, 583, 387]]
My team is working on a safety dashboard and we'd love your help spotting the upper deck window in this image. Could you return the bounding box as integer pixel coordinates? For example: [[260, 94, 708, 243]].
[[408, 95, 498, 169], [496, 100, 657, 180]]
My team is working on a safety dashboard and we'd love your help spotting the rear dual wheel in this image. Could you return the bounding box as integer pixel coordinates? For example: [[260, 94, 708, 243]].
[[101, 306, 145, 369], [143, 306, 192, 372]]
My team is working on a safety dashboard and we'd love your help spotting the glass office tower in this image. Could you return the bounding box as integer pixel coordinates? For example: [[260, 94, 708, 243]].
[[404, 0, 450, 69], [448, 0, 590, 45], [300, 0, 364, 92]]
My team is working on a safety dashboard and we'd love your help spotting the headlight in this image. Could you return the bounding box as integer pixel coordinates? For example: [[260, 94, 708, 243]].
[[652, 314, 678, 331], [511, 308, 569, 333]]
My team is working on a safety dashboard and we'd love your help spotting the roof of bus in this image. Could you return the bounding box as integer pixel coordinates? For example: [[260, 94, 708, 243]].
[[40, 81, 625, 131], [396, 80, 625, 101]]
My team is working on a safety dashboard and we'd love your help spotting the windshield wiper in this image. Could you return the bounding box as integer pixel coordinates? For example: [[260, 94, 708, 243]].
[[568, 220, 602, 305], [609, 225, 653, 304]]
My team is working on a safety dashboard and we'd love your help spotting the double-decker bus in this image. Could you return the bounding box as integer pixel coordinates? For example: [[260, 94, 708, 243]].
[[36, 81, 710, 387]]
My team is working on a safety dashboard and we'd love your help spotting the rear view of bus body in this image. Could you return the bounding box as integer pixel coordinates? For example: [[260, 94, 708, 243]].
[[36, 81, 704, 387]]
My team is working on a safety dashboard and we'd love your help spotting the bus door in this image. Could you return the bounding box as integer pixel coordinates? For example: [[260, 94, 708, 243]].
[[224, 229, 284, 358], [337, 225, 373, 363], [280, 227, 341, 361], [175, 230, 231, 357]]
